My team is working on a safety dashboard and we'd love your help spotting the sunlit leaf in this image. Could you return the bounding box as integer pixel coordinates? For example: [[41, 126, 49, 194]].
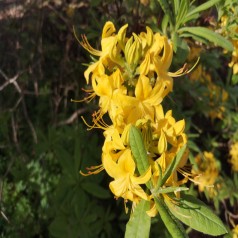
[[154, 197, 188, 238], [175, 0, 189, 29], [125, 199, 151, 238], [157, 0, 174, 25], [129, 126, 150, 175], [178, 27, 234, 51], [166, 194, 228, 236], [185, 0, 221, 20]]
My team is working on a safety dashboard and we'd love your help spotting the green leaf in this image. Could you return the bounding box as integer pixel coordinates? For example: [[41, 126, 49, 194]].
[[125, 199, 151, 238], [181, 13, 199, 25], [159, 145, 187, 187], [172, 32, 179, 52], [157, 0, 174, 26], [155, 186, 189, 194], [81, 182, 111, 199], [179, 32, 209, 45], [165, 194, 228, 236], [185, 0, 221, 20], [178, 27, 234, 51], [161, 14, 170, 35], [172, 0, 180, 15], [232, 74, 238, 85], [129, 126, 150, 173], [154, 197, 188, 238], [175, 0, 189, 29], [130, 126, 152, 189]]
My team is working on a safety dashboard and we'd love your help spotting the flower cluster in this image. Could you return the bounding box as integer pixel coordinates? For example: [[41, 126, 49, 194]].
[[192, 151, 220, 198], [78, 21, 191, 212], [220, 11, 238, 75], [229, 142, 238, 172]]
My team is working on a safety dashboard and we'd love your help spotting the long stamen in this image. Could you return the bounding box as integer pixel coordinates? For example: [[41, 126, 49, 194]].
[[80, 164, 104, 176], [73, 26, 102, 56], [168, 57, 200, 77], [177, 166, 210, 186], [81, 35, 102, 56], [81, 110, 109, 131], [71, 88, 96, 103]]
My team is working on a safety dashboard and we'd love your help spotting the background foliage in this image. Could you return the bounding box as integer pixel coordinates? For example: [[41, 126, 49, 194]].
[[0, 0, 237, 237]]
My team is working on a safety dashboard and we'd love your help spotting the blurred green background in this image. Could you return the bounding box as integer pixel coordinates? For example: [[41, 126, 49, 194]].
[[0, 0, 237, 237]]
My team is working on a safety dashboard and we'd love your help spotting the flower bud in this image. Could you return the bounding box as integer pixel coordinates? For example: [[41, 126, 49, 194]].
[[125, 34, 142, 70]]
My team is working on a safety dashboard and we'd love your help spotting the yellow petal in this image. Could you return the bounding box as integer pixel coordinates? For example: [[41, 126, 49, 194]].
[[121, 124, 131, 146], [101, 37, 117, 56], [146, 202, 157, 217], [145, 26, 153, 47], [109, 176, 127, 197], [103, 151, 128, 178], [139, 52, 150, 75], [158, 130, 167, 154], [131, 166, 151, 185], [144, 79, 164, 105], [130, 183, 149, 201], [102, 21, 116, 38], [135, 75, 152, 100], [84, 62, 98, 84], [165, 110, 172, 118], [119, 149, 136, 175], [117, 24, 128, 52], [174, 119, 185, 135], [162, 37, 173, 70], [109, 40, 123, 65], [111, 129, 126, 150], [156, 152, 166, 171], [150, 33, 163, 55], [111, 68, 124, 88], [166, 127, 175, 138], [155, 105, 165, 121]]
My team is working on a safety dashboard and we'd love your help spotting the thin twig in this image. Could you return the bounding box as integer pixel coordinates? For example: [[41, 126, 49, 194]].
[[0, 179, 9, 223], [11, 114, 20, 153], [21, 98, 38, 144], [0, 68, 38, 144], [0, 73, 19, 91], [57, 108, 87, 126]]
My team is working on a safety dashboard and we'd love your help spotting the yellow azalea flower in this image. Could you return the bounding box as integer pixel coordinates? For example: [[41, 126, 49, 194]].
[[103, 148, 151, 202], [232, 225, 238, 238], [139, 26, 154, 52], [221, 13, 238, 74], [75, 21, 120, 83], [229, 39, 238, 75], [152, 105, 186, 154], [206, 80, 228, 120], [103, 126, 125, 150], [152, 148, 189, 188], [229, 142, 238, 172], [146, 201, 157, 217], [114, 75, 170, 126], [192, 151, 219, 197], [78, 21, 193, 210], [79, 21, 180, 90], [92, 69, 127, 118], [151, 34, 173, 74]]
